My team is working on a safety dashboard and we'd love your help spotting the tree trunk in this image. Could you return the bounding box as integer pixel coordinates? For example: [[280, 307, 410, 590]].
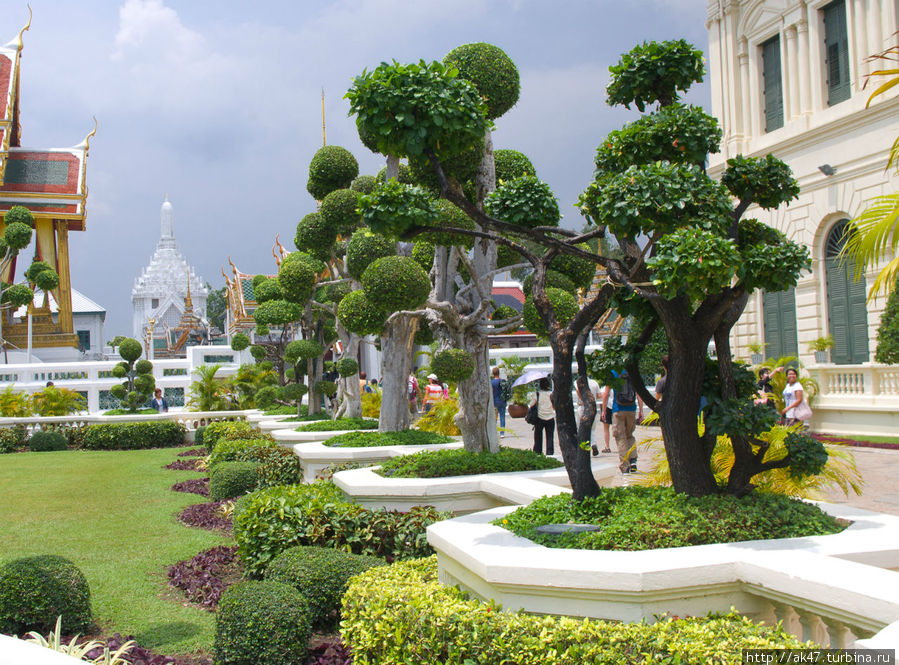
[[336, 334, 362, 419], [379, 314, 418, 432], [454, 333, 498, 453]]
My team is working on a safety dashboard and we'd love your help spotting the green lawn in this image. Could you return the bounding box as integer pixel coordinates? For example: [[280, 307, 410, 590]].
[[0, 447, 229, 656]]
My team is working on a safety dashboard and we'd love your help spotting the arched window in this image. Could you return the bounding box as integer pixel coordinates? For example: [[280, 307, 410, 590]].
[[825, 220, 869, 364], [763, 287, 798, 360]]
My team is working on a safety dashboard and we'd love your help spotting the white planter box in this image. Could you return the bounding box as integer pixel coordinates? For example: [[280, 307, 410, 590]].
[[291, 439, 463, 482]]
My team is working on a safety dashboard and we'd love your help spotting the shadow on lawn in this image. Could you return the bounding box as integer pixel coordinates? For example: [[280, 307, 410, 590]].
[[135, 621, 202, 650]]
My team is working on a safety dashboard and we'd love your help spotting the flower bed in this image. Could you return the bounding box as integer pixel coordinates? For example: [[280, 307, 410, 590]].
[[376, 447, 563, 478], [323, 430, 451, 448]]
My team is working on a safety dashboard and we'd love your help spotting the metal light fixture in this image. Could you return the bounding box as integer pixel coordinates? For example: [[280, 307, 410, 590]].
[[818, 164, 837, 176]]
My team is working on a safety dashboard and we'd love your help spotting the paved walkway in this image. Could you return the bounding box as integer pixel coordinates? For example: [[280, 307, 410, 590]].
[[498, 413, 899, 516]]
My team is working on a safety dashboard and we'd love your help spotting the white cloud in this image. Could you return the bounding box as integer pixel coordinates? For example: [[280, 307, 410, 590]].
[[112, 0, 204, 61]]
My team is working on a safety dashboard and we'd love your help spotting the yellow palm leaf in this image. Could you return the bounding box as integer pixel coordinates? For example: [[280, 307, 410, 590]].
[[843, 193, 899, 301]]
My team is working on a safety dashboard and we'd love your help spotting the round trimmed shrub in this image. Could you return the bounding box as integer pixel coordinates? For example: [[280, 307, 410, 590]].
[[294, 212, 336, 262], [210, 461, 261, 501], [252, 274, 268, 288], [419, 198, 475, 248], [254, 299, 302, 327], [0, 555, 92, 635], [118, 338, 143, 362], [3, 223, 32, 252], [281, 250, 327, 275], [214, 580, 311, 665], [250, 345, 267, 361], [522, 287, 580, 338], [279, 382, 308, 403], [3, 205, 34, 228], [492, 304, 518, 321], [350, 174, 378, 194], [444, 42, 520, 120], [285, 339, 323, 364], [523, 269, 577, 296], [3, 283, 33, 307], [337, 290, 386, 336], [33, 269, 59, 292], [134, 359, 153, 375], [362, 256, 431, 313], [315, 380, 337, 398], [485, 176, 560, 229], [253, 278, 283, 303], [25, 261, 54, 283], [231, 333, 250, 351], [431, 348, 475, 382], [549, 245, 596, 290], [411, 240, 435, 272], [494, 149, 536, 181], [27, 430, 68, 452], [307, 145, 358, 201], [320, 188, 361, 236], [346, 229, 396, 280], [266, 546, 386, 628], [335, 357, 359, 378]]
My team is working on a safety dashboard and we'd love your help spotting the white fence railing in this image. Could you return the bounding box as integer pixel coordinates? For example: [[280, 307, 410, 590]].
[[807, 364, 899, 436]]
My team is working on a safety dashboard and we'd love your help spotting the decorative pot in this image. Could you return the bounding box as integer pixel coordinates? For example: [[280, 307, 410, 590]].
[[508, 403, 528, 419], [814, 350, 829, 363]]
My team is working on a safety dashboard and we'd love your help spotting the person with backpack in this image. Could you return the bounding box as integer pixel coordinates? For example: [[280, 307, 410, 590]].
[[490, 367, 510, 437], [602, 369, 643, 474], [528, 377, 556, 455]]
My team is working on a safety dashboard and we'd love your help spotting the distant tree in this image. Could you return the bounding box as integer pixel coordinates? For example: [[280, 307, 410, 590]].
[[205, 283, 228, 331], [875, 279, 899, 363]]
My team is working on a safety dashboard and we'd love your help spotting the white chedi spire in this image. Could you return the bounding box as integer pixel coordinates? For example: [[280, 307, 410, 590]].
[[160, 194, 175, 248]]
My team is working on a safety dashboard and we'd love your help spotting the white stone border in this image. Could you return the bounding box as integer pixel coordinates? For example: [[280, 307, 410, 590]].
[[0, 635, 82, 664], [427, 499, 899, 650]]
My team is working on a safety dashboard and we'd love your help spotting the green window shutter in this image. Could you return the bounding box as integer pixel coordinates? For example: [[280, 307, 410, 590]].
[[762, 36, 784, 132], [825, 221, 869, 364], [763, 288, 798, 360], [824, 0, 851, 105]]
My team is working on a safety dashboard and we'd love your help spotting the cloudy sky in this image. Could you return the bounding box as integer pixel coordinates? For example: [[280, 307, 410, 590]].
[[11, 0, 711, 337]]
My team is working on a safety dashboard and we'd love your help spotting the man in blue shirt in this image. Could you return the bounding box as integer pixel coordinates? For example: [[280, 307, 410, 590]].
[[602, 370, 643, 474]]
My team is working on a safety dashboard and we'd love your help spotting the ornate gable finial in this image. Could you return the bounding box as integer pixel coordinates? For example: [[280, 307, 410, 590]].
[[9, 5, 32, 51]]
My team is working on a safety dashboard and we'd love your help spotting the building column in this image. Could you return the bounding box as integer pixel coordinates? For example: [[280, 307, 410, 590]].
[[707, 16, 726, 143], [723, 4, 741, 154], [779, 27, 792, 121], [55, 221, 73, 335], [738, 38, 751, 144], [867, 0, 882, 70], [748, 39, 761, 138], [797, 14, 812, 114], [850, 0, 868, 84], [884, 0, 899, 50], [808, 4, 826, 108], [786, 24, 800, 121]]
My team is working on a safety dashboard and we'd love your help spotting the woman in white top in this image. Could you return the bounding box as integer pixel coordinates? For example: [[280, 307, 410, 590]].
[[780, 368, 806, 426], [529, 377, 556, 455]]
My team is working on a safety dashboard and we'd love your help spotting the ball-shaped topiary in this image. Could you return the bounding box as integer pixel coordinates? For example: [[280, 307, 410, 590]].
[[346, 229, 396, 280], [133, 374, 155, 395], [485, 176, 560, 229], [0, 555, 92, 635], [3, 205, 34, 228], [315, 281, 351, 306], [362, 256, 431, 314], [419, 199, 475, 248], [494, 149, 536, 181], [118, 338, 143, 363], [250, 345, 267, 361], [278, 258, 316, 305], [548, 246, 597, 290], [231, 333, 251, 351], [411, 240, 435, 272], [350, 174, 378, 194], [109, 384, 127, 400], [25, 261, 54, 284], [315, 380, 337, 398], [3, 223, 32, 251], [214, 580, 311, 665], [444, 42, 520, 120], [33, 269, 59, 292], [408, 136, 484, 195], [522, 270, 578, 296], [209, 461, 261, 501], [256, 324, 270, 336], [254, 385, 278, 409], [307, 145, 359, 201], [522, 287, 580, 338], [135, 359, 153, 375], [111, 363, 128, 379], [492, 304, 519, 321], [335, 357, 359, 378], [265, 546, 386, 628], [294, 212, 336, 262], [431, 348, 475, 382], [252, 274, 268, 289], [253, 278, 283, 303], [3, 283, 33, 308], [337, 290, 386, 336], [375, 163, 413, 184], [254, 299, 302, 327], [320, 188, 362, 236], [27, 430, 68, 452], [285, 339, 324, 364], [279, 382, 308, 403]]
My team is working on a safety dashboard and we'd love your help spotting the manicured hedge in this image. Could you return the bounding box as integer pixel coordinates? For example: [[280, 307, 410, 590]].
[[210, 461, 261, 501], [294, 418, 378, 432], [324, 430, 452, 448], [0, 555, 92, 635], [233, 481, 447, 578], [214, 580, 310, 665], [265, 545, 385, 628], [377, 446, 563, 478], [341, 557, 813, 664], [27, 430, 67, 452], [0, 426, 26, 453], [81, 421, 185, 450], [202, 420, 258, 452], [496, 487, 846, 551], [209, 438, 302, 488]]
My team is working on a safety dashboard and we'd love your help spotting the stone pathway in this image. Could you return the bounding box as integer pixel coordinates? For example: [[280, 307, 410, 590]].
[[499, 413, 899, 516]]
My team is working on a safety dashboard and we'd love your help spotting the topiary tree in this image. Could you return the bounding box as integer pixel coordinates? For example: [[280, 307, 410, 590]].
[[875, 278, 899, 363], [307, 145, 359, 201], [231, 333, 250, 352], [109, 338, 154, 412]]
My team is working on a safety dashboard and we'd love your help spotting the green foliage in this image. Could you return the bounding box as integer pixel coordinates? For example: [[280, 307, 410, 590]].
[[498, 487, 844, 550], [3, 221, 33, 251], [876, 278, 899, 363], [295, 418, 377, 432], [418, 198, 476, 248], [3, 282, 33, 307], [358, 179, 438, 238], [117, 338, 143, 362], [606, 39, 705, 111], [0, 385, 31, 417], [324, 430, 452, 448], [411, 240, 435, 272], [342, 557, 814, 664], [415, 395, 461, 435], [209, 461, 261, 501], [30, 386, 87, 416], [350, 174, 378, 194], [253, 299, 302, 326], [362, 255, 431, 313], [134, 359, 152, 375], [230, 333, 250, 352], [408, 136, 484, 195], [430, 348, 475, 382], [265, 546, 385, 629], [521, 287, 579, 338], [494, 148, 536, 181], [522, 270, 576, 296], [345, 229, 396, 280], [252, 278, 282, 303], [3, 205, 34, 227], [233, 481, 447, 577], [491, 304, 518, 321], [784, 431, 829, 478], [81, 422, 185, 450], [346, 59, 490, 159], [209, 437, 274, 467], [335, 357, 359, 378], [722, 154, 801, 210], [30, 264, 59, 291], [306, 145, 359, 201], [595, 104, 721, 173], [293, 212, 336, 262], [0, 555, 92, 635], [279, 382, 308, 405], [319, 188, 362, 236], [278, 253, 317, 305], [214, 580, 310, 665], [647, 227, 740, 301], [250, 345, 267, 361], [378, 446, 563, 478], [548, 244, 596, 289], [736, 218, 811, 292], [285, 339, 324, 364], [201, 420, 258, 453], [703, 398, 779, 441], [485, 176, 560, 228], [443, 42, 519, 120], [0, 425, 27, 452], [27, 430, 68, 452]]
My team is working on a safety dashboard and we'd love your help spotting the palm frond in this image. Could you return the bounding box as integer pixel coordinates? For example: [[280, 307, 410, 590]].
[[843, 193, 899, 301]]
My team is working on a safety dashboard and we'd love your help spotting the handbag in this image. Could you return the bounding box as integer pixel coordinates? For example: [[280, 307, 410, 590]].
[[792, 400, 813, 421], [525, 390, 540, 425]]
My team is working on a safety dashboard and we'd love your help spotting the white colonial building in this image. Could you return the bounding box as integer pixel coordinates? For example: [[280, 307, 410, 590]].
[[706, 0, 899, 434], [131, 196, 208, 343]]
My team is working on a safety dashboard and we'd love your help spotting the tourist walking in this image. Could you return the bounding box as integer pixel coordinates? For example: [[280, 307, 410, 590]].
[[604, 370, 643, 473], [780, 367, 810, 427], [490, 367, 508, 436], [597, 385, 613, 455], [422, 373, 444, 413], [530, 377, 555, 455]]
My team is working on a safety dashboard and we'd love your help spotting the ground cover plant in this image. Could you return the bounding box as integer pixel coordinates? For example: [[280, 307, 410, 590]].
[[813, 433, 899, 450], [178, 500, 234, 533], [167, 545, 241, 612], [323, 430, 452, 447], [172, 477, 209, 497], [282, 412, 333, 422], [0, 446, 229, 654], [341, 557, 814, 664], [294, 417, 378, 432], [376, 446, 563, 478], [495, 487, 845, 550]]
